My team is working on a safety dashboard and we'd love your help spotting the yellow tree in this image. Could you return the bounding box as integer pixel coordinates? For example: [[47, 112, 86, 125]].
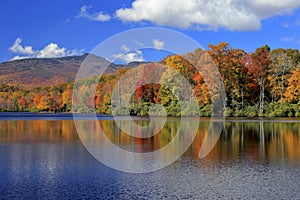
[[62, 89, 72, 112], [36, 95, 51, 111], [284, 69, 300, 103], [162, 55, 210, 107]]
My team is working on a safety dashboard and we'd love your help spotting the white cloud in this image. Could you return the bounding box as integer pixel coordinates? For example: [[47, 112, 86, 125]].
[[78, 5, 111, 22], [115, 0, 300, 31], [121, 44, 130, 52], [281, 37, 294, 42], [152, 39, 164, 49], [11, 56, 29, 61], [9, 38, 35, 55], [63, 18, 71, 24], [9, 38, 84, 60], [113, 50, 145, 63], [282, 23, 290, 28], [37, 43, 66, 58], [133, 40, 144, 46]]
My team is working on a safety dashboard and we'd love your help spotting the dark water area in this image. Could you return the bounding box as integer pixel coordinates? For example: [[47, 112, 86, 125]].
[[0, 114, 300, 199]]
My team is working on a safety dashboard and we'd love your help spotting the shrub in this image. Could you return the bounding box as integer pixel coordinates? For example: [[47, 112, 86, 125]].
[[200, 104, 212, 117], [244, 106, 257, 117]]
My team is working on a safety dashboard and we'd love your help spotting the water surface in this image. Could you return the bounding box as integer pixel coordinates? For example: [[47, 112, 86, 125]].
[[0, 114, 300, 199]]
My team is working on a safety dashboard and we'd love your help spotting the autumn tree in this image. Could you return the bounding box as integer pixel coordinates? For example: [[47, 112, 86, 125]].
[[245, 45, 271, 114], [269, 48, 300, 102], [284, 69, 300, 103], [158, 55, 205, 115], [36, 95, 51, 111], [62, 84, 72, 112], [134, 64, 161, 105], [208, 42, 250, 111]]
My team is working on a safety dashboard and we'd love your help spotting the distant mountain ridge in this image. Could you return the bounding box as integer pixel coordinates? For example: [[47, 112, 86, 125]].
[[0, 54, 146, 88]]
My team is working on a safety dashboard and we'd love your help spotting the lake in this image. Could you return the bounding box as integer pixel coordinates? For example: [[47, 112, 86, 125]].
[[0, 113, 300, 199]]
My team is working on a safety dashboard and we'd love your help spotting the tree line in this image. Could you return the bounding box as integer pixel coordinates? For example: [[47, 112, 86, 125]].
[[1, 42, 300, 117]]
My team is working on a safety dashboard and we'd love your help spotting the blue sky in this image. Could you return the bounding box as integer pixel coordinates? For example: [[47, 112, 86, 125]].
[[1, 0, 300, 63]]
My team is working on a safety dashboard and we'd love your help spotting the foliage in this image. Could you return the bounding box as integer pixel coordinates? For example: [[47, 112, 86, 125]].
[[2, 43, 300, 117]]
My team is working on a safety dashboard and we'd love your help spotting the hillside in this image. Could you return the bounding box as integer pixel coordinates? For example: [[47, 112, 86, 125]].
[[2, 43, 300, 117], [0, 54, 143, 88]]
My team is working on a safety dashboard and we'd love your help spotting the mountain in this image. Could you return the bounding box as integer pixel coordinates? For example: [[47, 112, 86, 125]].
[[0, 54, 145, 88]]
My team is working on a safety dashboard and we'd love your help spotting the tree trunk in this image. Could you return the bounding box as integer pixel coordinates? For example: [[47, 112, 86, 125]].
[[259, 79, 265, 115]]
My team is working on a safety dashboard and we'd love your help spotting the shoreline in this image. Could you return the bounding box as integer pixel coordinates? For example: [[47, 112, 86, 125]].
[[0, 112, 300, 122]]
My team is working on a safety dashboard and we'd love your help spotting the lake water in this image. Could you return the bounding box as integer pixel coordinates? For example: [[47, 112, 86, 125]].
[[0, 113, 300, 199]]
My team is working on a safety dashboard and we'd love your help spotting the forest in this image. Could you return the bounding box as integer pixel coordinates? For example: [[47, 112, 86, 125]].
[[1, 42, 300, 117]]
